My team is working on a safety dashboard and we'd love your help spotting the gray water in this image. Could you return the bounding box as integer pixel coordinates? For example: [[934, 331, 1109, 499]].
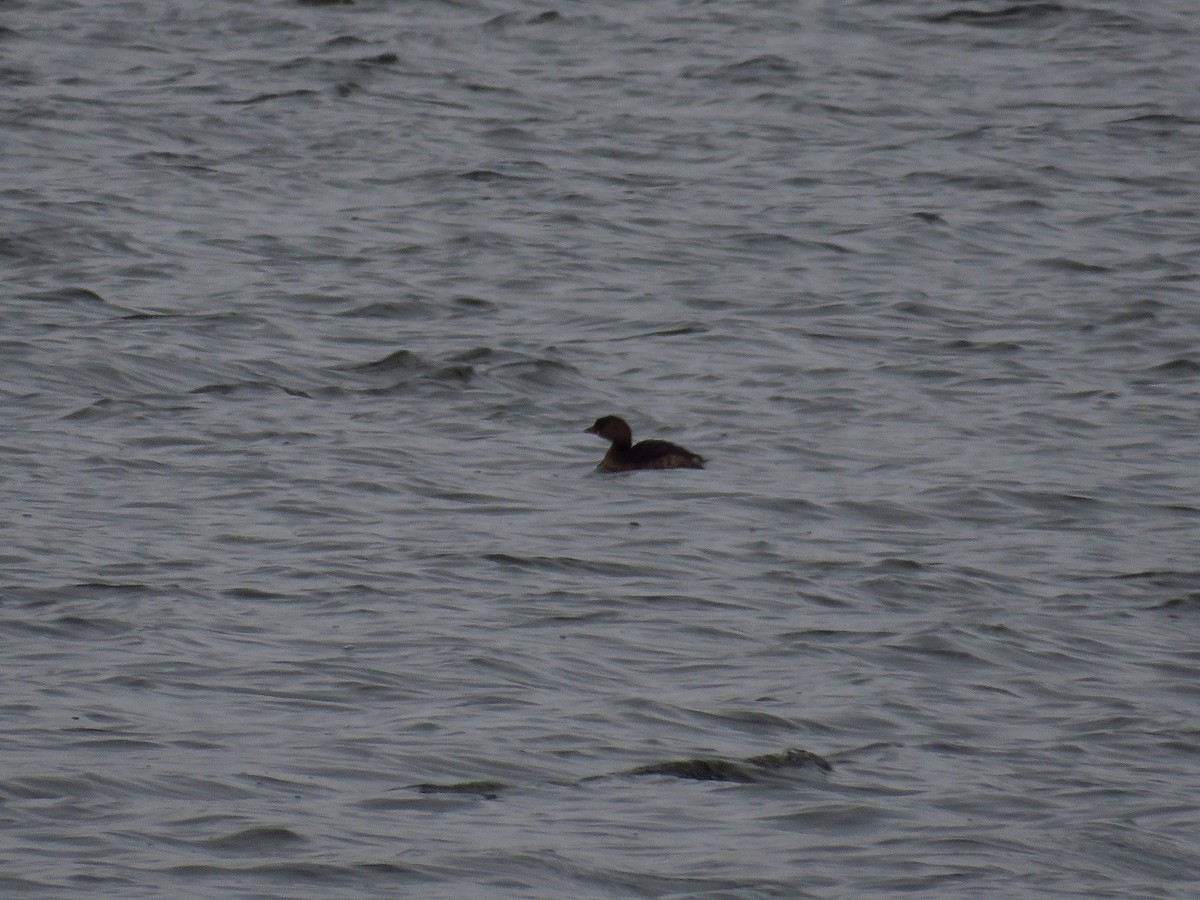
[[4, 0, 1200, 896]]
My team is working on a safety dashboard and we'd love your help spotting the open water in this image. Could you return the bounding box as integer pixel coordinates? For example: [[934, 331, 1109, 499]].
[[3, 1, 1200, 896]]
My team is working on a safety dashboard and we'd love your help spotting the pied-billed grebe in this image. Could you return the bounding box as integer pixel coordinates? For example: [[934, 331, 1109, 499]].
[[585, 415, 705, 472]]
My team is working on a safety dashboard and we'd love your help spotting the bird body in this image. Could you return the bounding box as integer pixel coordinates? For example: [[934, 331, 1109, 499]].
[[585, 415, 705, 472]]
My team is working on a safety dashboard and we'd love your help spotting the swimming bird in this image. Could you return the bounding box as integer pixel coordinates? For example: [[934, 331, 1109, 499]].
[[585, 415, 705, 472]]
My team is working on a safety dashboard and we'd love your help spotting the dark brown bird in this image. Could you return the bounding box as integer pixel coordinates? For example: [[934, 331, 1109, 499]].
[[585, 415, 706, 472]]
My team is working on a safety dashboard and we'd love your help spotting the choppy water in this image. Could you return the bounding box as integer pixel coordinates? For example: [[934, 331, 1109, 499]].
[[4, 0, 1200, 896]]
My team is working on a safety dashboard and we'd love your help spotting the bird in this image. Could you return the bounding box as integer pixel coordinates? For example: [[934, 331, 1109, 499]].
[[584, 415, 705, 472]]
